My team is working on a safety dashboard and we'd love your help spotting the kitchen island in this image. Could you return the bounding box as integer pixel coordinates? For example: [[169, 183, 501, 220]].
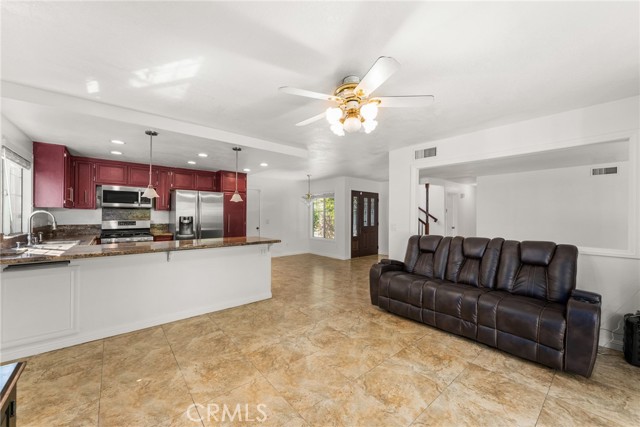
[[0, 237, 280, 361]]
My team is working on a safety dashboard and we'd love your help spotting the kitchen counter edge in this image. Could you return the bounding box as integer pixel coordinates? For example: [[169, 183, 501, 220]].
[[0, 237, 281, 266]]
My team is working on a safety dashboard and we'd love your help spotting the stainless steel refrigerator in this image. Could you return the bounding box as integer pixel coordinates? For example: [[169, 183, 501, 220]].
[[169, 190, 224, 240]]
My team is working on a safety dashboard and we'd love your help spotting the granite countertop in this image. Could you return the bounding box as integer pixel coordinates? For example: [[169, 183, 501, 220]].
[[0, 236, 281, 266]]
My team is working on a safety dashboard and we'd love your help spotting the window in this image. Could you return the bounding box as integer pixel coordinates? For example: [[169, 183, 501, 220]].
[[1, 147, 30, 235], [312, 194, 335, 239]]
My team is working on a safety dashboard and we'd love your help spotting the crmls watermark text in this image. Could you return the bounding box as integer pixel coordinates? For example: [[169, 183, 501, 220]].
[[186, 403, 268, 423]]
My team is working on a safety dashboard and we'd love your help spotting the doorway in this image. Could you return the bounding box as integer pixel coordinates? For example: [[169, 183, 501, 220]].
[[246, 189, 261, 237], [445, 192, 458, 236], [351, 190, 379, 257]]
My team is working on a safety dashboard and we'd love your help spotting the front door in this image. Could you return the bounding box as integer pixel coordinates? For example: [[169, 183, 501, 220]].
[[351, 191, 379, 258]]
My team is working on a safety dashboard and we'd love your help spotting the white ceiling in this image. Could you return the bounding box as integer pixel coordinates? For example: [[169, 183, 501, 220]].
[[1, 1, 638, 181]]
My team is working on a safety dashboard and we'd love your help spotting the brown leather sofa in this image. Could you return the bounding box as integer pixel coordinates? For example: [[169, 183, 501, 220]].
[[370, 235, 601, 377]]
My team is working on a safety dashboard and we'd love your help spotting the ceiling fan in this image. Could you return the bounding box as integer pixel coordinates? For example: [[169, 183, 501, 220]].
[[279, 56, 434, 136]]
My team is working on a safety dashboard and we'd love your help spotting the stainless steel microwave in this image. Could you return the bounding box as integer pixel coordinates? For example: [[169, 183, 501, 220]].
[[100, 185, 153, 208]]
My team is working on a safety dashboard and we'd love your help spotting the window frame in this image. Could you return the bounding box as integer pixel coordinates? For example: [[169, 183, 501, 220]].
[[310, 193, 335, 241]]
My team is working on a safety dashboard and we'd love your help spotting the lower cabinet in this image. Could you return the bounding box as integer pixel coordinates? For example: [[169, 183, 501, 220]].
[[223, 192, 246, 237]]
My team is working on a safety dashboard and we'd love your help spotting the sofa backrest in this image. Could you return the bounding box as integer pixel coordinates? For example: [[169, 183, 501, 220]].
[[404, 235, 449, 279], [444, 236, 504, 288], [496, 240, 578, 303]]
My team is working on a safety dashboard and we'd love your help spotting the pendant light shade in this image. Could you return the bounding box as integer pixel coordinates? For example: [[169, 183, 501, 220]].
[[231, 147, 243, 203], [143, 130, 159, 199]]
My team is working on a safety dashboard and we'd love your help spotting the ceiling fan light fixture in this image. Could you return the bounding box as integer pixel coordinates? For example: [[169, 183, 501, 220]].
[[360, 102, 379, 121], [343, 115, 362, 133], [363, 119, 378, 134], [325, 107, 342, 124]]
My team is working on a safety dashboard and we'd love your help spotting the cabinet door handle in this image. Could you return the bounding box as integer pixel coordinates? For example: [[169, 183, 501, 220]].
[[84, 190, 87, 203], [69, 187, 74, 202]]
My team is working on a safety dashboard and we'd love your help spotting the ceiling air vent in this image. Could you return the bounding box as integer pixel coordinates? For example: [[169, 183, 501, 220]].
[[415, 147, 437, 159], [591, 166, 618, 176]]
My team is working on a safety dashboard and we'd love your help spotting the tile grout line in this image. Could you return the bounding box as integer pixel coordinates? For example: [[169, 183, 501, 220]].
[[160, 325, 205, 427], [96, 339, 105, 427], [534, 370, 557, 426]]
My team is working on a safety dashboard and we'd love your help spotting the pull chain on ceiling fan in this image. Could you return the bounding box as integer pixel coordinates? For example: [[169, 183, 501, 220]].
[[279, 56, 434, 136]]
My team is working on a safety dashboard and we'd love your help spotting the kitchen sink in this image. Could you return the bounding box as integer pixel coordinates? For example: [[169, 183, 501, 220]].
[[0, 240, 80, 259]]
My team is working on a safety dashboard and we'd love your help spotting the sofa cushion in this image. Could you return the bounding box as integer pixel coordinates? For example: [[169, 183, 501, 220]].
[[434, 282, 491, 324], [411, 235, 448, 279], [497, 241, 578, 303], [444, 237, 503, 288], [385, 273, 427, 307], [495, 295, 566, 351]]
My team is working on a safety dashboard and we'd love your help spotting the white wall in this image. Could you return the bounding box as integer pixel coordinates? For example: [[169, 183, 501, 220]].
[[389, 96, 640, 350], [249, 176, 310, 257], [477, 164, 629, 249]]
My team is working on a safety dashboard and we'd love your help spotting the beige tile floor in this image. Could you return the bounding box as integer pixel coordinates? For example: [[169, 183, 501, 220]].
[[9, 254, 640, 426]]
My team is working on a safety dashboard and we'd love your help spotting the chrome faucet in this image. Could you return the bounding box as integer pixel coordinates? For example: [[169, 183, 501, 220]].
[[27, 210, 57, 246]]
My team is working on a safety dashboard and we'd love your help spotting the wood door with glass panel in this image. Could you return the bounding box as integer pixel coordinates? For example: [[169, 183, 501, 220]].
[[351, 191, 379, 257]]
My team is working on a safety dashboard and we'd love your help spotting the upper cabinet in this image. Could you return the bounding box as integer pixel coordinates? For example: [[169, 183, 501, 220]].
[[95, 161, 128, 185], [219, 171, 247, 193], [195, 171, 216, 191], [32, 142, 246, 210], [33, 142, 74, 208], [128, 165, 151, 187], [154, 168, 171, 211], [170, 170, 196, 190], [73, 158, 96, 209]]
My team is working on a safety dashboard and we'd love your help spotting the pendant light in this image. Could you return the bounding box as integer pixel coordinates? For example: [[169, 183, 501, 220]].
[[301, 174, 312, 206], [230, 147, 243, 202], [142, 130, 159, 199]]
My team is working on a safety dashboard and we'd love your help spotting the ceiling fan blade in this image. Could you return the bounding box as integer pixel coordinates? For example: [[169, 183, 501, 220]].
[[375, 95, 435, 108], [279, 86, 338, 102], [295, 112, 326, 127], [355, 56, 400, 96]]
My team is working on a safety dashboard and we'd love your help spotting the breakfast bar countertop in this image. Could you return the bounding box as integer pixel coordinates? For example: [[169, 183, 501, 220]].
[[0, 236, 281, 266]]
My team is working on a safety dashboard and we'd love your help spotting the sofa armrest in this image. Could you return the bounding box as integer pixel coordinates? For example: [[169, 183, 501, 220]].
[[369, 261, 404, 306], [565, 289, 602, 377], [380, 259, 405, 267], [571, 289, 601, 304]]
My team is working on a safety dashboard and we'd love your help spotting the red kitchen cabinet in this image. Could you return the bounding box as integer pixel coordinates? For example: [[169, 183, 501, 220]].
[[195, 171, 216, 191], [128, 165, 151, 187], [33, 142, 74, 208], [95, 161, 128, 185], [171, 170, 196, 190], [223, 191, 246, 237], [219, 171, 247, 193], [73, 159, 96, 209], [154, 168, 171, 211]]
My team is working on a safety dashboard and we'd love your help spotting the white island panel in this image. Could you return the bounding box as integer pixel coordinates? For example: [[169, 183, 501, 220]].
[[0, 243, 272, 361]]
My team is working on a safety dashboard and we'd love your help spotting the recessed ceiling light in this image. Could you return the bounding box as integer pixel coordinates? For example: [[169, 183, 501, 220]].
[[243, 168, 251, 172], [260, 162, 268, 167], [187, 161, 196, 165], [197, 153, 208, 158], [110, 151, 122, 155], [110, 139, 125, 145]]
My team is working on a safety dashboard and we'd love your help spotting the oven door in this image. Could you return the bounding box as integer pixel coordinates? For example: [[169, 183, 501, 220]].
[[101, 186, 146, 208]]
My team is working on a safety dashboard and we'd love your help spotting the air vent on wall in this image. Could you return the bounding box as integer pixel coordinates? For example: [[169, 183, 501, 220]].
[[415, 147, 437, 159], [591, 166, 618, 176]]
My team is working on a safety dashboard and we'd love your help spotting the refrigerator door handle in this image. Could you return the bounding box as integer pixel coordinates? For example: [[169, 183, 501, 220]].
[[196, 192, 201, 239]]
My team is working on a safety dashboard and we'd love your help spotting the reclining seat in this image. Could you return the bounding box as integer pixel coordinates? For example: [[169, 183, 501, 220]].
[[477, 241, 577, 371], [421, 237, 503, 339], [371, 235, 449, 322]]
